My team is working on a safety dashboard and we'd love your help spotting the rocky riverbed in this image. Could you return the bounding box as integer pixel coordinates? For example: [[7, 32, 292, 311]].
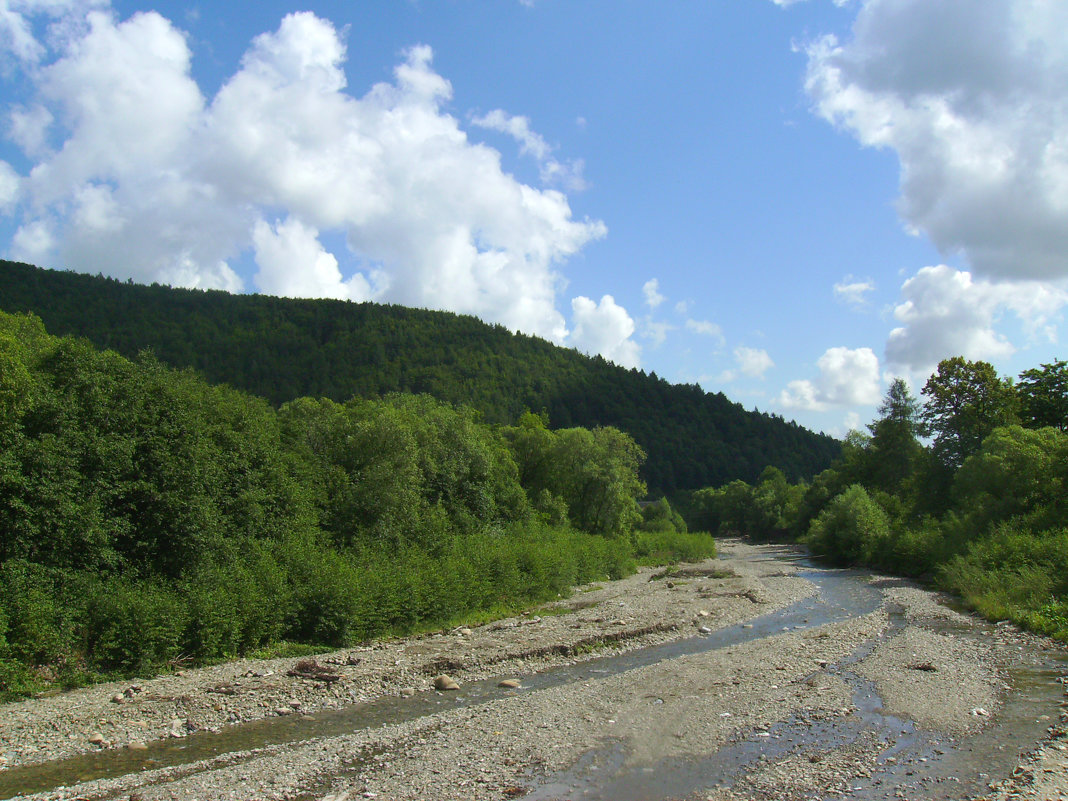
[[1, 540, 1066, 800]]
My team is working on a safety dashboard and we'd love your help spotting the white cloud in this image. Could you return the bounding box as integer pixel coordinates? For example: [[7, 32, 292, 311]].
[[685, 318, 725, 347], [570, 295, 641, 369], [885, 264, 1068, 374], [252, 216, 373, 301], [641, 318, 674, 347], [833, 276, 875, 307], [0, 161, 19, 210], [642, 278, 665, 309], [804, 0, 1068, 281], [7, 104, 54, 156], [734, 346, 774, 379], [471, 109, 588, 191], [12, 218, 53, 261], [778, 346, 881, 411], [0, 7, 607, 346]]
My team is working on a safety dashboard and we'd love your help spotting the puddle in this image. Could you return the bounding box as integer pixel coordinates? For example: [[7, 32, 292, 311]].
[[520, 582, 1068, 801], [1, 557, 1064, 801]]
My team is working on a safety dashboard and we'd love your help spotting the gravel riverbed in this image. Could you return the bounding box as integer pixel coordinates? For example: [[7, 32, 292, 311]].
[[1, 540, 1066, 801]]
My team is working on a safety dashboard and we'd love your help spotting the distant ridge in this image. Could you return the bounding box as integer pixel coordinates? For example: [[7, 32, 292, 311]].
[[0, 260, 839, 493]]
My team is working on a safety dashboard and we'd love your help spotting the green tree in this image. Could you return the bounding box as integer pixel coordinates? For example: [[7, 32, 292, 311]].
[[804, 485, 890, 565], [867, 378, 924, 494], [952, 425, 1068, 533], [1017, 359, 1068, 432], [921, 357, 1018, 470]]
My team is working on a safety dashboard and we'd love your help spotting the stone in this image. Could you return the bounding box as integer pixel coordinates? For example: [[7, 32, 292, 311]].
[[498, 679, 521, 689], [433, 674, 460, 691]]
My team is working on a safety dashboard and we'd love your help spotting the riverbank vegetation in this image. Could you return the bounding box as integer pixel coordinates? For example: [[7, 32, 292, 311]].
[[0, 260, 840, 494], [689, 356, 1068, 642], [0, 311, 711, 700]]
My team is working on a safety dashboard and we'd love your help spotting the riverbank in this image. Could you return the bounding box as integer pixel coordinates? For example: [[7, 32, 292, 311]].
[[2, 540, 1066, 801]]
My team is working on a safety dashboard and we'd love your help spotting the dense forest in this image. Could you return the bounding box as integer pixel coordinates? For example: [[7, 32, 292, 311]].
[[0, 261, 840, 494], [689, 356, 1068, 641], [0, 310, 714, 699]]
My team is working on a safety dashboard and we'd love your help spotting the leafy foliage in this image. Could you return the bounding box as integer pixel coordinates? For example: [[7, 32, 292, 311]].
[[0, 311, 713, 699], [921, 357, 1018, 470], [688, 355, 1068, 644], [0, 260, 839, 494]]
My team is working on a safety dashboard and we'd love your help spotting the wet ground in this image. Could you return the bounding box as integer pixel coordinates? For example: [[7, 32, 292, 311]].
[[1, 542, 1065, 800]]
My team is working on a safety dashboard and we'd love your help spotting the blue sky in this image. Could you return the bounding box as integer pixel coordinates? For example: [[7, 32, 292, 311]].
[[2, 1, 1066, 437]]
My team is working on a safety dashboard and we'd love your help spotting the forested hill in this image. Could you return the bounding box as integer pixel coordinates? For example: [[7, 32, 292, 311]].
[[0, 260, 839, 493]]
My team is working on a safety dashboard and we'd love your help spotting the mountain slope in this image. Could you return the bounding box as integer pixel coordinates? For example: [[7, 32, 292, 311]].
[[0, 260, 839, 492]]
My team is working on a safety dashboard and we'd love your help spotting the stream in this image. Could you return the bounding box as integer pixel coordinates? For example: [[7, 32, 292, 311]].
[[1, 554, 1065, 800]]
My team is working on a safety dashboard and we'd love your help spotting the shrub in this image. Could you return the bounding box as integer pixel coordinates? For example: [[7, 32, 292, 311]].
[[803, 485, 890, 565], [83, 578, 185, 675]]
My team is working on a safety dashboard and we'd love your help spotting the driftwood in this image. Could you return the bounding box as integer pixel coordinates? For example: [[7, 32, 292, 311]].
[[286, 658, 342, 683]]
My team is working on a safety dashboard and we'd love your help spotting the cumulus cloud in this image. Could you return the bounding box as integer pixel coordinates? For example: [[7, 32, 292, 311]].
[[0, 161, 19, 210], [833, 276, 875, 307], [778, 346, 881, 411], [471, 109, 588, 191], [885, 264, 1068, 374], [570, 295, 641, 369], [252, 217, 373, 301], [642, 278, 665, 309], [734, 346, 774, 379], [804, 0, 1068, 281], [0, 6, 608, 350], [719, 346, 775, 384]]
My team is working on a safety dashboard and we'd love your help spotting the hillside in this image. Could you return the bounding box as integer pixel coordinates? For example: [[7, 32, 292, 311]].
[[0, 260, 839, 493]]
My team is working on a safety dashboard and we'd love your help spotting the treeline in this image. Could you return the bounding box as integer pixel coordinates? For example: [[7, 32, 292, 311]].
[[689, 356, 1068, 641], [0, 261, 840, 494], [0, 311, 713, 699]]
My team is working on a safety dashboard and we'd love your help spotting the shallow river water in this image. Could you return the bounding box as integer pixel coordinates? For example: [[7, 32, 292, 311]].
[[1, 554, 1065, 800]]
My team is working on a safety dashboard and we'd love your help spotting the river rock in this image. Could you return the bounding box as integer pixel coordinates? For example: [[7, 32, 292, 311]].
[[433, 674, 460, 691], [498, 679, 521, 689]]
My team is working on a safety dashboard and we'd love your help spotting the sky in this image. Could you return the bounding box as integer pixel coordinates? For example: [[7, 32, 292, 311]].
[[1, 0, 1067, 437]]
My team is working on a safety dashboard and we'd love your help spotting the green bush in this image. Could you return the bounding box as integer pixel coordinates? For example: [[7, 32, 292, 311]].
[[803, 485, 890, 565], [633, 529, 716, 566], [83, 578, 185, 675]]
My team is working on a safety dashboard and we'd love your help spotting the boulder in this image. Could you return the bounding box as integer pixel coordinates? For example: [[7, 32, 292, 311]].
[[433, 674, 460, 691]]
